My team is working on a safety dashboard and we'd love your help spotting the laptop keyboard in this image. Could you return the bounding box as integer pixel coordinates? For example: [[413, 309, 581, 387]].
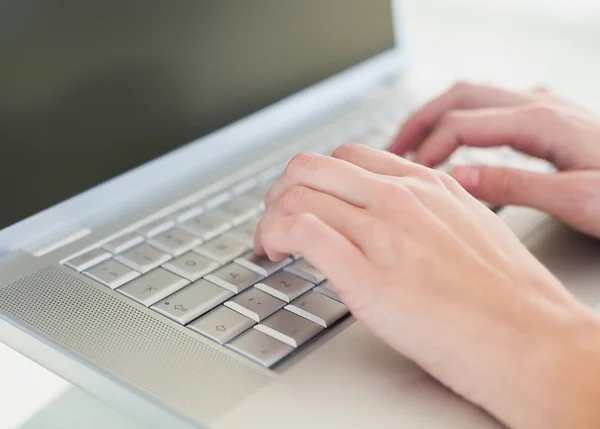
[[62, 107, 554, 368], [63, 151, 352, 368]]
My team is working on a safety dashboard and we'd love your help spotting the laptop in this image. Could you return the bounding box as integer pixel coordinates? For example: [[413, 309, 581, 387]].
[[2, 1, 600, 428]]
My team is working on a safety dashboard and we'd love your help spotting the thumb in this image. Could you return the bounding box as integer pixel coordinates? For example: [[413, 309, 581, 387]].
[[451, 165, 572, 216]]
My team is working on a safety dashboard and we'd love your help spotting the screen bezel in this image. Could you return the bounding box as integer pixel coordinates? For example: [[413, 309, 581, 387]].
[[0, 0, 407, 254]]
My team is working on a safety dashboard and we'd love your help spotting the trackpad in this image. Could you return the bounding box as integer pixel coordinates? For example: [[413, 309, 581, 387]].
[[215, 322, 503, 429]]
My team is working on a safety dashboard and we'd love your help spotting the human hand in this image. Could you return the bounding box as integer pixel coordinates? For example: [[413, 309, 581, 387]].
[[389, 82, 600, 238], [255, 145, 600, 429]]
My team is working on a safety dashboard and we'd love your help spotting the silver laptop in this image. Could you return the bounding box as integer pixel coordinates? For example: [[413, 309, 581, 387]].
[[3, 1, 598, 428]]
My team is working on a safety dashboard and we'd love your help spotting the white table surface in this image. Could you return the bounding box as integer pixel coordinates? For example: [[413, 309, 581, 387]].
[[2, 1, 600, 428]]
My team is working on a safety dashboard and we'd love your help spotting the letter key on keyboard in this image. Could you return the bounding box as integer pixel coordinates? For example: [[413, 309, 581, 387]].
[[148, 227, 202, 256], [115, 243, 172, 274], [65, 248, 111, 272], [227, 328, 293, 368], [224, 287, 285, 322], [284, 259, 325, 284], [103, 232, 145, 254], [204, 263, 263, 294], [285, 290, 348, 327], [255, 309, 323, 348], [255, 271, 314, 303], [225, 218, 260, 248], [162, 251, 220, 281], [235, 251, 293, 277], [194, 236, 248, 264], [84, 259, 141, 289], [117, 268, 190, 307], [180, 210, 232, 241], [219, 196, 261, 226], [137, 217, 175, 238], [313, 280, 342, 302]]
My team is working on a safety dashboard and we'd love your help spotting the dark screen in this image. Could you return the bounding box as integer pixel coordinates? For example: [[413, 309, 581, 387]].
[[0, 0, 394, 229]]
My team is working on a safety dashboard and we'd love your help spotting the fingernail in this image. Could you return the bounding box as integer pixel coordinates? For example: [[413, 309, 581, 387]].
[[452, 166, 480, 191]]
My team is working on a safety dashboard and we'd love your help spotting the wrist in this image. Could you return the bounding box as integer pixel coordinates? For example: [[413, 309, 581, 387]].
[[521, 306, 600, 429]]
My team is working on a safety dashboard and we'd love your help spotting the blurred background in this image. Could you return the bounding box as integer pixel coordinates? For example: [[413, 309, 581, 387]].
[[1, 0, 600, 428], [402, 0, 600, 110]]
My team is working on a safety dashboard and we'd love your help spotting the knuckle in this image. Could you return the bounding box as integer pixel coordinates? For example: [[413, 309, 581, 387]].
[[439, 109, 464, 127], [375, 180, 413, 211], [450, 80, 473, 92], [278, 185, 309, 214], [285, 152, 318, 178], [366, 218, 394, 251], [450, 80, 473, 95], [435, 171, 460, 190], [287, 213, 318, 241], [331, 143, 363, 160], [522, 103, 559, 123]]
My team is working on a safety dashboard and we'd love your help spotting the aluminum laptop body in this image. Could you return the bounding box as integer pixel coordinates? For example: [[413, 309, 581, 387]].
[[2, 2, 600, 428]]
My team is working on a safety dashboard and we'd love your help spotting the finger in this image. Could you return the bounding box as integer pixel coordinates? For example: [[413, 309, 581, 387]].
[[388, 82, 533, 156], [266, 152, 377, 208], [450, 166, 591, 222], [413, 105, 557, 168], [260, 213, 372, 305], [331, 143, 475, 207], [332, 143, 430, 177], [254, 185, 371, 257]]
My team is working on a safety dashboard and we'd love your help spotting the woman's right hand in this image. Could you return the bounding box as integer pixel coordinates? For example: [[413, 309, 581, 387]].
[[388, 82, 600, 238]]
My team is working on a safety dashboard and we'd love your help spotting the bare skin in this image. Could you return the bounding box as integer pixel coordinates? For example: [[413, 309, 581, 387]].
[[254, 83, 600, 429]]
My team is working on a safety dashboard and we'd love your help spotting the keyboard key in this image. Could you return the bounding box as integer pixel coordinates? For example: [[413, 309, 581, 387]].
[[204, 191, 233, 209], [152, 279, 233, 324], [117, 268, 189, 307], [219, 196, 261, 225], [180, 210, 232, 240], [248, 183, 272, 202], [204, 263, 263, 294], [102, 232, 145, 254], [227, 328, 293, 368], [162, 251, 220, 281], [137, 217, 175, 238], [115, 243, 172, 274], [232, 177, 259, 195], [189, 306, 255, 344], [285, 290, 348, 327], [255, 309, 323, 348], [254, 271, 314, 303], [65, 248, 111, 272], [314, 280, 342, 302], [259, 163, 285, 183], [194, 236, 248, 264], [235, 251, 292, 277], [169, 204, 205, 223], [224, 288, 285, 322], [84, 259, 140, 289], [148, 227, 202, 256], [284, 259, 325, 284], [225, 218, 260, 248]]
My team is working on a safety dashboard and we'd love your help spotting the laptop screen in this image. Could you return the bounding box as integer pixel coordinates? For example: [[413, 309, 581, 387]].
[[0, 0, 395, 230]]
